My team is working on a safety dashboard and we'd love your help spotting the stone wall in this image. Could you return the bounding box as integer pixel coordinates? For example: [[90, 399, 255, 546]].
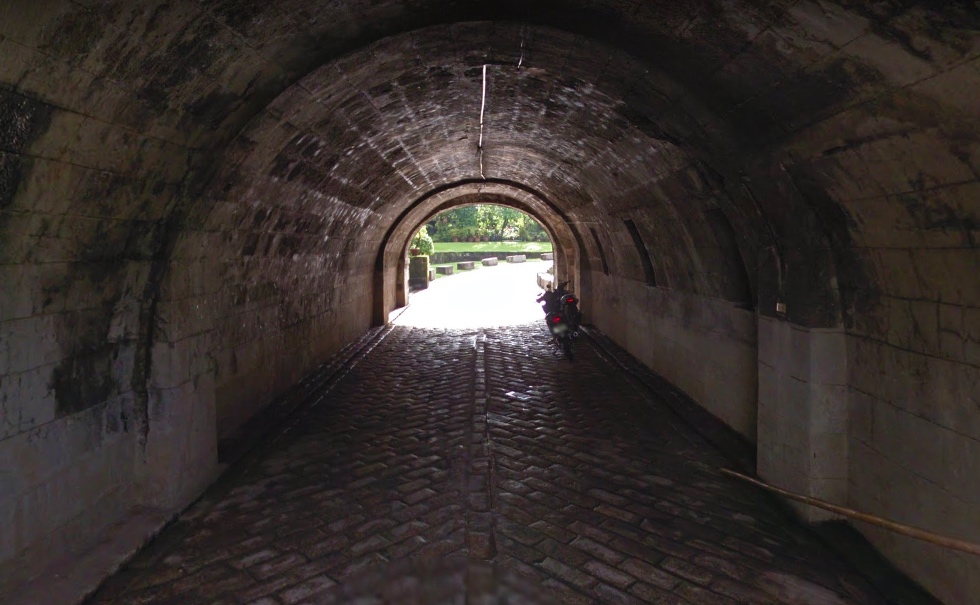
[[757, 318, 848, 522], [428, 251, 547, 264], [844, 311, 980, 605], [760, 32, 980, 601], [588, 272, 759, 441], [0, 82, 190, 592]]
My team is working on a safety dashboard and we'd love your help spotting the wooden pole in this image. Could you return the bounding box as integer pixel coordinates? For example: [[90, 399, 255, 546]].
[[720, 468, 980, 557]]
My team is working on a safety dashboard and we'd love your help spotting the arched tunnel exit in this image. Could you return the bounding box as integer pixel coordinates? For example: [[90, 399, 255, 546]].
[[374, 185, 585, 328], [0, 3, 978, 605]]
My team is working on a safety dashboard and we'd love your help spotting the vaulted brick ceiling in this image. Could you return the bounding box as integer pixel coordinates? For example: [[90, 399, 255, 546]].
[[5, 1, 976, 332], [1, 1, 976, 417]]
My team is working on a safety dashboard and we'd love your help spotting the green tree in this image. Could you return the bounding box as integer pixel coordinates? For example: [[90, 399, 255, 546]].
[[429, 206, 481, 241], [426, 204, 552, 242], [411, 226, 434, 255], [519, 217, 547, 241], [477, 205, 526, 240]]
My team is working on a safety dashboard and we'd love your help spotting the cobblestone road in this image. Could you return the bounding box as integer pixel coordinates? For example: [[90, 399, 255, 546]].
[[88, 324, 904, 605]]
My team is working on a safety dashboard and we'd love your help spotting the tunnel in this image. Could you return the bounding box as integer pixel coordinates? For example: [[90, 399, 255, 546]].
[[377, 185, 581, 320], [0, 2, 978, 604]]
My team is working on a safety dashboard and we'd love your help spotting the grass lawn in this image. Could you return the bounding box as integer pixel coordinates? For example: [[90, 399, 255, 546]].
[[432, 241, 553, 253]]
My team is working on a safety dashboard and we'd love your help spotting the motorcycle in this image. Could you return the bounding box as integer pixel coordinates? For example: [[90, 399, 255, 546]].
[[536, 281, 582, 360]]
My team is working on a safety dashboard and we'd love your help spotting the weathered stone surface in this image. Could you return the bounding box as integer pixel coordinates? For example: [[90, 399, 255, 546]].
[[457, 261, 475, 270], [506, 255, 527, 263], [0, 2, 977, 602], [482, 258, 499, 267], [436, 265, 454, 275], [590, 274, 759, 441], [409, 256, 430, 290]]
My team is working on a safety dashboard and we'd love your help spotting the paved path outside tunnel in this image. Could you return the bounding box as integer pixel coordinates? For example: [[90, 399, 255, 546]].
[[394, 260, 550, 328], [85, 316, 910, 605]]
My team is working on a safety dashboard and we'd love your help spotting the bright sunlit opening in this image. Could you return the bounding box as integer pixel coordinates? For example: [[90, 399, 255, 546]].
[[393, 205, 555, 329]]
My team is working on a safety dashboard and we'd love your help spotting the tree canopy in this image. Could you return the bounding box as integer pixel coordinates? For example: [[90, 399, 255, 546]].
[[425, 205, 549, 242]]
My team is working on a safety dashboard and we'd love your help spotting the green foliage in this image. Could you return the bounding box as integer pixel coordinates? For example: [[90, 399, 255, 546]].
[[426, 204, 551, 243], [411, 226, 435, 256]]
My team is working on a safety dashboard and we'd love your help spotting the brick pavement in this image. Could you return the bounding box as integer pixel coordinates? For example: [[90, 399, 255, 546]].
[[86, 325, 912, 604]]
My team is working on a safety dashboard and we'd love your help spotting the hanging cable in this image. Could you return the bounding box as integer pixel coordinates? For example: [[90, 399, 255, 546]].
[[478, 63, 487, 180], [478, 64, 487, 149], [517, 27, 526, 69]]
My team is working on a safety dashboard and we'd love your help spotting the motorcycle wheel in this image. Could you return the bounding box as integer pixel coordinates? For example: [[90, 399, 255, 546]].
[[562, 337, 574, 361]]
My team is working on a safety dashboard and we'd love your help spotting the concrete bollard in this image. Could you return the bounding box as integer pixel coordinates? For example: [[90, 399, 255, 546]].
[[457, 261, 475, 270], [541, 253, 554, 260], [481, 257, 498, 266], [506, 255, 526, 263], [436, 265, 454, 275]]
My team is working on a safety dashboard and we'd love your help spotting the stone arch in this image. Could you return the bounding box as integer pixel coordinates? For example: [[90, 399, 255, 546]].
[[372, 181, 590, 325]]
